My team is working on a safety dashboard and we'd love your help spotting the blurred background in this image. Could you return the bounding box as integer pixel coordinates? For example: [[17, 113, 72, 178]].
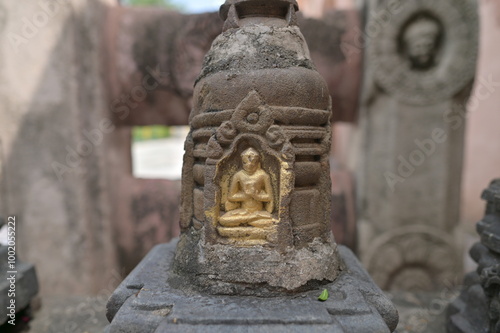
[[0, 0, 498, 332]]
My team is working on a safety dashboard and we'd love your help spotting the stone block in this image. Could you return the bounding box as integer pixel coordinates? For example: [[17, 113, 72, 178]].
[[106, 239, 398, 333]]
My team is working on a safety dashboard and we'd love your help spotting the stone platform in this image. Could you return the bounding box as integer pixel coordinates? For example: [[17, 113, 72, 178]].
[[447, 270, 489, 333], [106, 240, 398, 333]]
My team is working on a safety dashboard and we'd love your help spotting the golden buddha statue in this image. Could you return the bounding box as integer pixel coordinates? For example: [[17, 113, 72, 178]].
[[219, 148, 274, 229]]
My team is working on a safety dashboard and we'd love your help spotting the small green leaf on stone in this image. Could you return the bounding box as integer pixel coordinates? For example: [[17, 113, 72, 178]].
[[318, 289, 329, 301]]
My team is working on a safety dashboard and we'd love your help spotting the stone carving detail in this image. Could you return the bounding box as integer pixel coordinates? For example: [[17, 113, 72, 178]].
[[481, 264, 500, 332], [364, 226, 460, 291], [106, 3, 398, 333], [173, 0, 341, 295], [185, 86, 334, 248], [448, 179, 500, 333], [369, 0, 478, 105], [216, 121, 238, 144], [358, 0, 478, 292], [231, 91, 273, 134], [401, 13, 442, 71], [218, 147, 278, 244]]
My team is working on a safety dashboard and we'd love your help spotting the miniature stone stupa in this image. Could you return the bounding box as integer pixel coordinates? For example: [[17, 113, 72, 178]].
[[448, 179, 500, 333], [106, 1, 398, 332]]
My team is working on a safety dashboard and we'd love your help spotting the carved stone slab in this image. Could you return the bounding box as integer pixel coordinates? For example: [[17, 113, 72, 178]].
[[369, 0, 478, 105], [358, 0, 478, 291], [106, 240, 398, 333]]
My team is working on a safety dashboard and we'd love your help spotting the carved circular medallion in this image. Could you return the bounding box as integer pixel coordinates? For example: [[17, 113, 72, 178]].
[[266, 125, 286, 148], [216, 121, 238, 145], [364, 226, 461, 291], [369, 0, 478, 105]]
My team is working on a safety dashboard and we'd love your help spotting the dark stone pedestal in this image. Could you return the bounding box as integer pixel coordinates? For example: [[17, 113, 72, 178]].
[[448, 179, 500, 333], [106, 240, 398, 333], [0, 245, 39, 325], [447, 271, 489, 333], [447, 241, 500, 333]]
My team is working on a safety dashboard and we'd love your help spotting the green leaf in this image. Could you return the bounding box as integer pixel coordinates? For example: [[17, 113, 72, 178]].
[[318, 289, 329, 301]]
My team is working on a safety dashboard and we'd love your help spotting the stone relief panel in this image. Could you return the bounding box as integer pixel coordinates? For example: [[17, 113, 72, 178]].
[[207, 91, 293, 247], [363, 225, 461, 291], [171, 1, 342, 294], [183, 88, 334, 249], [217, 146, 279, 245], [358, 0, 478, 291], [369, 0, 478, 105]]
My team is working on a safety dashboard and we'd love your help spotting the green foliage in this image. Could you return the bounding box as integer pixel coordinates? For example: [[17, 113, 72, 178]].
[[318, 289, 329, 301], [132, 126, 172, 142], [124, 0, 177, 8]]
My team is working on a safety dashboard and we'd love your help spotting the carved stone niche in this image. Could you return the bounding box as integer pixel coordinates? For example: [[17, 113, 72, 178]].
[[171, 0, 341, 295], [191, 90, 333, 250]]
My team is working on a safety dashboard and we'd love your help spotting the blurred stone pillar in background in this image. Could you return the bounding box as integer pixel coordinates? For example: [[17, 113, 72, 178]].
[[0, 127, 38, 326], [0, 0, 119, 295], [356, 0, 479, 290]]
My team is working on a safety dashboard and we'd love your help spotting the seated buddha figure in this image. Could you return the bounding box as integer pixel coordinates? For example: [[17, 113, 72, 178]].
[[219, 147, 274, 228]]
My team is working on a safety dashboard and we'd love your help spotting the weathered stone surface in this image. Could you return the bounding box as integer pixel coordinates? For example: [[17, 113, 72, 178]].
[[106, 4, 397, 332], [477, 179, 500, 253], [14, 291, 444, 332], [448, 179, 500, 333], [106, 240, 398, 333], [106, 7, 361, 127], [356, 0, 479, 291], [299, 9, 362, 123], [174, 0, 343, 294], [0, 0, 118, 296], [97, 4, 362, 283], [170, 230, 341, 295]]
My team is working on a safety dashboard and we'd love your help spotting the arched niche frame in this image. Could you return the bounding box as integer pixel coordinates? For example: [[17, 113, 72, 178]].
[[369, 0, 478, 105], [205, 133, 294, 248]]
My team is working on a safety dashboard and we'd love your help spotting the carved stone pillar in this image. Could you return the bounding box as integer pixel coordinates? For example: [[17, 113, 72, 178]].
[[172, 0, 341, 295], [356, 0, 479, 290]]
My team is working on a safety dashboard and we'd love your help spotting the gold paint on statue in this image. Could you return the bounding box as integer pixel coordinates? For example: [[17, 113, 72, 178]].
[[219, 148, 274, 228], [217, 147, 278, 244]]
